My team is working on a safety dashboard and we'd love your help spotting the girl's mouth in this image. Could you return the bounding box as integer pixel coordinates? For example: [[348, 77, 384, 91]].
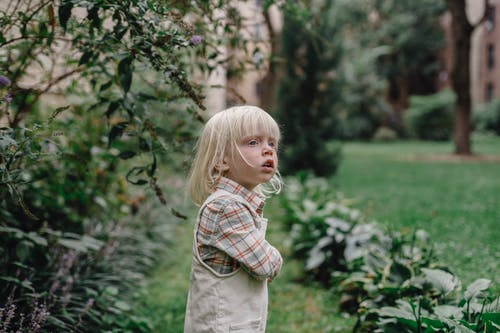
[[262, 160, 274, 169]]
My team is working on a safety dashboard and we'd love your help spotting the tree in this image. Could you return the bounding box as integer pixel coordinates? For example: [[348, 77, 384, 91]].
[[445, 0, 489, 154], [364, 0, 447, 131], [274, 0, 343, 177], [0, 1, 274, 331]]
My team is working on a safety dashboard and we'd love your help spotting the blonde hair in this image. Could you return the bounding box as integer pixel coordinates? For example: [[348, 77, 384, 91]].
[[188, 105, 282, 205]]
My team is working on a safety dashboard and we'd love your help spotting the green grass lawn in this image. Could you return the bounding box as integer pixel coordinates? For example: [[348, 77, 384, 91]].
[[137, 134, 499, 332], [332, 134, 500, 286]]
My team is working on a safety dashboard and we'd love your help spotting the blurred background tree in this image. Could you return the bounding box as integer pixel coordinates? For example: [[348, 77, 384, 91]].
[[274, 0, 343, 177], [445, 0, 489, 154], [273, 0, 449, 177], [0, 0, 270, 331]]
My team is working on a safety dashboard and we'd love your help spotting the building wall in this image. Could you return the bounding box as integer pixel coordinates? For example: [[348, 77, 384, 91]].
[[439, 0, 500, 106], [476, 0, 500, 104], [203, 1, 282, 115]]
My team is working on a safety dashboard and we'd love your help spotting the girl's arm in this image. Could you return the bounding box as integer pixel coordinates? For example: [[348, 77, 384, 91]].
[[206, 199, 282, 280]]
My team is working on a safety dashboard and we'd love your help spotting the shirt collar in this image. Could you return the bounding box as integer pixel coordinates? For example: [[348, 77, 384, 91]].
[[216, 177, 265, 215]]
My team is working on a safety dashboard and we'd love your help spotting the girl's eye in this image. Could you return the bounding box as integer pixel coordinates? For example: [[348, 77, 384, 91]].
[[269, 141, 276, 148], [248, 139, 259, 146]]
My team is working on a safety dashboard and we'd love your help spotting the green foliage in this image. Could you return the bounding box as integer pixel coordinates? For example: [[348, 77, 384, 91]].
[[280, 173, 499, 332], [274, 0, 343, 177], [1, 0, 274, 331], [336, 43, 393, 140], [376, 279, 500, 333], [280, 173, 364, 284], [0, 104, 170, 331], [473, 99, 500, 135], [369, 0, 446, 80], [404, 89, 456, 141], [372, 126, 399, 142], [333, 0, 447, 135]]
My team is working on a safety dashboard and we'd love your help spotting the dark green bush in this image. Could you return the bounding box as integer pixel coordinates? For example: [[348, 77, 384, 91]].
[[281, 140, 342, 178], [404, 89, 456, 141], [274, 1, 343, 177], [280, 174, 500, 332], [0, 108, 173, 332], [1, 0, 266, 331], [473, 99, 500, 135], [372, 126, 399, 142]]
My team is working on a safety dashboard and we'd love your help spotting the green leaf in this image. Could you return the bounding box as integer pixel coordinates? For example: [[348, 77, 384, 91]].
[[26, 232, 48, 246], [421, 268, 459, 296], [464, 278, 490, 301], [114, 300, 131, 311], [126, 166, 148, 185], [139, 137, 151, 152], [87, 6, 100, 28], [433, 305, 463, 320], [105, 100, 121, 118], [81, 235, 104, 250], [16, 240, 34, 261], [100, 80, 113, 92], [451, 322, 476, 333], [147, 153, 157, 177], [119, 150, 136, 159], [118, 56, 134, 94], [480, 313, 500, 333], [387, 260, 413, 285], [58, 2, 73, 31], [79, 50, 94, 65], [58, 238, 88, 252], [378, 300, 416, 321], [484, 297, 500, 312], [108, 121, 129, 147], [487, 320, 500, 333]]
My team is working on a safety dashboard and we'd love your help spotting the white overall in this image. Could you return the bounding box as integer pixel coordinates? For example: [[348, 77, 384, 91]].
[[184, 190, 268, 333]]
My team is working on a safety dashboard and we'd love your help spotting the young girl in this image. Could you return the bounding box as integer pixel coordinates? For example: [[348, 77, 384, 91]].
[[184, 105, 283, 333]]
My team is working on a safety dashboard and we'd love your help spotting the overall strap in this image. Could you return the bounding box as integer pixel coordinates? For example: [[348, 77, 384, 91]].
[[191, 189, 245, 277]]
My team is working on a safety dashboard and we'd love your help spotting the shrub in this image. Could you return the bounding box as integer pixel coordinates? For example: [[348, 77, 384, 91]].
[[274, 0, 343, 177], [0, 109, 176, 332], [376, 278, 500, 333], [280, 174, 500, 333], [372, 126, 399, 142], [1, 0, 267, 331], [473, 99, 500, 135], [404, 89, 456, 141], [281, 140, 343, 178], [280, 173, 364, 284]]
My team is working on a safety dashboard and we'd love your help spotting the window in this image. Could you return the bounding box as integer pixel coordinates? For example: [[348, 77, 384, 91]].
[[486, 5, 496, 31], [487, 44, 495, 69], [486, 82, 494, 102]]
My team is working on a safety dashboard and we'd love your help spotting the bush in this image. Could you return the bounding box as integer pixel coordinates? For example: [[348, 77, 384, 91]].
[[473, 99, 500, 135], [274, 1, 343, 177], [1, 0, 263, 331], [372, 126, 399, 142], [404, 89, 456, 141], [0, 108, 176, 332], [280, 174, 500, 332]]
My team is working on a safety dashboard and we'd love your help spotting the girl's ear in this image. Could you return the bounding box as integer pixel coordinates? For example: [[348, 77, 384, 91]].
[[215, 158, 230, 172]]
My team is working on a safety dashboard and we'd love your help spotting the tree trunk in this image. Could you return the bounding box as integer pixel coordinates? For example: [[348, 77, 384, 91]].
[[259, 8, 280, 111], [446, 0, 473, 155]]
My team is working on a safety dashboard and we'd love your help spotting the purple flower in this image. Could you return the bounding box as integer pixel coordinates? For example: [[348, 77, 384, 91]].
[[83, 298, 95, 312], [190, 35, 202, 45], [5, 92, 13, 103], [0, 75, 11, 86]]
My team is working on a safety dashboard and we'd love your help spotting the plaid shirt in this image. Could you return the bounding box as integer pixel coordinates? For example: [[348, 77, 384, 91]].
[[196, 177, 282, 280]]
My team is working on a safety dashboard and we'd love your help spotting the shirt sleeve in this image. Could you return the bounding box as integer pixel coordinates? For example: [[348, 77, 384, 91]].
[[207, 199, 283, 280]]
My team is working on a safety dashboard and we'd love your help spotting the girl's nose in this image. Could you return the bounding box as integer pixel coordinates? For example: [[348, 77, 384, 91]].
[[263, 144, 274, 155]]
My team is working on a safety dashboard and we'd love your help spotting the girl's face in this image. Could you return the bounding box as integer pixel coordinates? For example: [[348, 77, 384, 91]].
[[223, 133, 278, 191]]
